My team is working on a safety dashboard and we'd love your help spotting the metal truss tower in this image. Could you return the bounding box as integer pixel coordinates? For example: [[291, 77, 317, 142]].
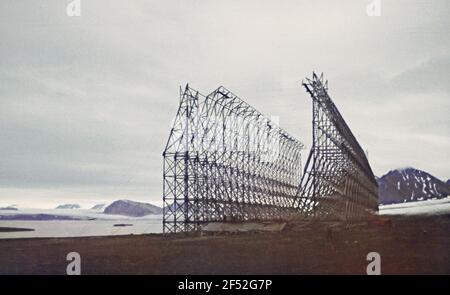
[[163, 73, 379, 233], [163, 85, 304, 233], [293, 73, 378, 220]]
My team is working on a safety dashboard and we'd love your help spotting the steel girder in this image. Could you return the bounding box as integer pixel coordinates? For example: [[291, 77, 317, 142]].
[[293, 73, 379, 220], [163, 74, 379, 233], [163, 85, 304, 233]]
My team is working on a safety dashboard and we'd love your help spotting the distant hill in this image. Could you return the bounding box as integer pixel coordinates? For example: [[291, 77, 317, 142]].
[[91, 204, 106, 210], [55, 204, 81, 209], [378, 168, 450, 205], [0, 214, 86, 221], [103, 200, 163, 217], [0, 206, 18, 211]]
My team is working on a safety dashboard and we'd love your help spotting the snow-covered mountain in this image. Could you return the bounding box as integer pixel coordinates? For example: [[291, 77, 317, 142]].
[[377, 168, 450, 205], [103, 200, 163, 217], [91, 204, 106, 210], [55, 204, 81, 209]]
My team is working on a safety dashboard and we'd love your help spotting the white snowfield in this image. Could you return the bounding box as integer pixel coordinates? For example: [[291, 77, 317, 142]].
[[379, 197, 450, 216]]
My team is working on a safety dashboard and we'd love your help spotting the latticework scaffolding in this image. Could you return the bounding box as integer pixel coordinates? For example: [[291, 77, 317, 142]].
[[163, 73, 378, 233], [293, 73, 378, 220], [163, 85, 304, 233]]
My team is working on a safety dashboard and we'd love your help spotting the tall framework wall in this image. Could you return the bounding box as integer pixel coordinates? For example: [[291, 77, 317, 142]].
[[162, 85, 304, 233], [293, 73, 378, 220], [163, 73, 379, 233]]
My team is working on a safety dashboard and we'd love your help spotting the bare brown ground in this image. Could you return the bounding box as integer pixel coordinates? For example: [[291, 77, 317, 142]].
[[0, 215, 449, 275]]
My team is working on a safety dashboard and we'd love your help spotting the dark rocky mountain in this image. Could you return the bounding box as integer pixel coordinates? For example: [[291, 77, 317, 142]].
[[447, 179, 450, 186], [55, 204, 81, 209], [103, 200, 163, 217], [377, 168, 450, 205]]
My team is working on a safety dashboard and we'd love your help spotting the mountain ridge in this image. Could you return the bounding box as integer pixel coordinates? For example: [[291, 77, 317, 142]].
[[377, 167, 450, 205], [55, 204, 81, 209]]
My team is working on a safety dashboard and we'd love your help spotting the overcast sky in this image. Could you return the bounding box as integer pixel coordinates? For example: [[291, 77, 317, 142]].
[[0, 0, 449, 208]]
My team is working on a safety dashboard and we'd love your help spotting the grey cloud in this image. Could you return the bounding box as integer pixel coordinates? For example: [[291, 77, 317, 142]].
[[0, 0, 449, 207], [390, 55, 450, 94]]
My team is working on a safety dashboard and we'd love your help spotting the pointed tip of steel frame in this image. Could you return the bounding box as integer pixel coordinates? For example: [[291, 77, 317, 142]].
[[218, 85, 227, 92]]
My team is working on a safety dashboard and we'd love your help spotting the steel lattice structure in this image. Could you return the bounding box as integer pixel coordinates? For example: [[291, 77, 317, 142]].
[[163, 85, 304, 233], [293, 73, 378, 220], [163, 73, 378, 233]]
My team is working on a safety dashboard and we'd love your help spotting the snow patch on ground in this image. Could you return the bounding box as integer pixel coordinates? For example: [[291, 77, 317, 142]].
[[379, 197, 450, 216]]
